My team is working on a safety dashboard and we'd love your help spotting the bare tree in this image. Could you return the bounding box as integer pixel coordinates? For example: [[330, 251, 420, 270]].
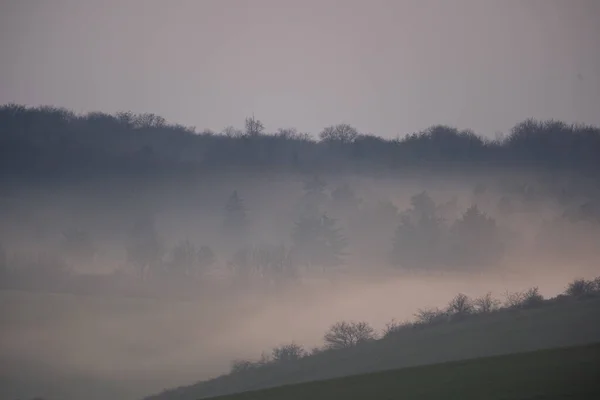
[[473, 292, 501, 313], [275, 128, 311, 141], [319, 124, 359, 144], [323, 321, 375, 350], [504, 287, 544, 309], [271, 343, 306, 363], [414, 307, 447, 325], [446, 293, 474, 318], [245, 116, 264, 137], [382, 319, 413, 338], [222, 125, 244, 138]]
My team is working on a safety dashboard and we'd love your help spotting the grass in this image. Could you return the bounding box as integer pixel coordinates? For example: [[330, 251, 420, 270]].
[[210, 342, 600, 400]]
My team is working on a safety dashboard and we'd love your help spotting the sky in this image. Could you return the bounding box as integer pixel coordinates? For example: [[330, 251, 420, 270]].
[[1, 0, 599, 138]]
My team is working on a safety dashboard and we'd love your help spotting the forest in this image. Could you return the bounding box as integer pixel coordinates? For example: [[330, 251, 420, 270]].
[[1, 104, 600, 297]]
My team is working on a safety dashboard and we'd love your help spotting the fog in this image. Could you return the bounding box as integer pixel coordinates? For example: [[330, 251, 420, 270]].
[[2, 160, 600, 399]]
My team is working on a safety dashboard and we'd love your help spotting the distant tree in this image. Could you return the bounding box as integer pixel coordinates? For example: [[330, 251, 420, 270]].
[[244, 116, 265, 137], [131, 113, 167, 129], [446, 293, 474, 318], [167, 240, 197, 278], [291, 214, 347, 272], [409, 191, 437, 219], [126, 216, 164, 280], [330, 184, 361, 212], [275, 128, 311, 141], [391, 192, 446, 269], [230, 359, 256, 374], [473, 292, 501, 313], [271, 343, 306, 363], [503, 287, 544, 309], [319, 124, 359, 144], [323, 321, 375, 350], [253, 243, 296, 284], [448, 205, 504, 269], [413, 307, 448, 325], [222, 125, 244, 138], [223, 190, 248, 242], [522, 287, 545, 307], [228, 243, 295, 284], [565, 278, 595, 297], [594, 277, 600, 291], [298, 175, 328, 217], [382, 319, 413, 338]]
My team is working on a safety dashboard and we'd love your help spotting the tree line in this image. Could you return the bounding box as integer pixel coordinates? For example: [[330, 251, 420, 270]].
[[227, 275, 600, 375], [2, 175, 598, 295], [2, 104, 600, 184]]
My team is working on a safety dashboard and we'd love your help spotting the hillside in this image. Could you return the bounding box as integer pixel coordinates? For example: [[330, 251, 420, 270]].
[[144, 295, 600, 400], [206, 343, 600, 400]]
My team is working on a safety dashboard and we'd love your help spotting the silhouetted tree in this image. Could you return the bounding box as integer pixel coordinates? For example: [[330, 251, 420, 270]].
[[565, 278, 596, 297], [413, 307, 448, 325], [446, 293, 474, 319], [473, 292, 501, 313], [244, 116, 265, 137], [319, 124, 359, 144], [323, 321, 375, 349], [503, 287, 544, 309], [271, 343, 306, 363]]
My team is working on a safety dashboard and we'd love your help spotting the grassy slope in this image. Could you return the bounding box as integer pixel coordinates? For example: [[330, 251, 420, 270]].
[[211, 342, 600, 400], [146, 297, 600, 399]]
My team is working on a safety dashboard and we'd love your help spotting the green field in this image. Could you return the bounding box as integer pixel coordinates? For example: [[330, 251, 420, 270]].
[[210, 343, 600, 400]]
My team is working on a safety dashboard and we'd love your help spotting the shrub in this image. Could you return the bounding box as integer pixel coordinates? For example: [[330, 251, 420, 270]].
[[414, 307, 448, 325], [503, 290, 525, 308], [565, 278, 595, 297], [503, 287, 544, 309], [522, 287, 544, 307], [230, 359, 256, 374], [382, 319, 413, 338], [593, 276, 600, 291], [323, 321, 376, 350], [271, 343, 306, 363]]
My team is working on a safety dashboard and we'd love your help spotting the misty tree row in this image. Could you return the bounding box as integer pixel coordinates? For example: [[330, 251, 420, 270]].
[[3, 173, 598, 295]]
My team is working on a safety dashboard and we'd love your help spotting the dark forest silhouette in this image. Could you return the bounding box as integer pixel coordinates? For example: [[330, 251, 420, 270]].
[[2, 104, 600, 185]]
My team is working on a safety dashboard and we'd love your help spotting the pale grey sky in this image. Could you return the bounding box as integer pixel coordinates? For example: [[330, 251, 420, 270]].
[[1, 0, 599, 138]]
